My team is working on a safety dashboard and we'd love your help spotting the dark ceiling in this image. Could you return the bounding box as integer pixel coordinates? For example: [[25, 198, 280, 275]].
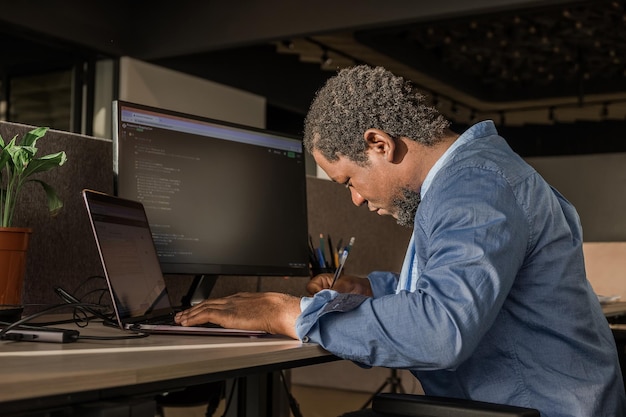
[[1, 0, 625, 121], [147, 0, 626, 117], [356, 0, 626, 103]]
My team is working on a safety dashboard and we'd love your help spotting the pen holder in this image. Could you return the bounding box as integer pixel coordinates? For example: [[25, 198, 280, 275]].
[[309, 234, 355, 278]]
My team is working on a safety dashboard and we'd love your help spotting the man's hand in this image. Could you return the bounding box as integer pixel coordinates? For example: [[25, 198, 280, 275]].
[[175, 292, 302, 339], [307, 273, 373, 297]]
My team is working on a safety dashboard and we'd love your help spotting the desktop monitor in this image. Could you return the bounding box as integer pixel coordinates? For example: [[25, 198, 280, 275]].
[[112, 101, 310, 303]]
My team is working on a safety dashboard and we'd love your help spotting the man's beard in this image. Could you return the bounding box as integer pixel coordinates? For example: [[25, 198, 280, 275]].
[[392, 188, 421, 228]]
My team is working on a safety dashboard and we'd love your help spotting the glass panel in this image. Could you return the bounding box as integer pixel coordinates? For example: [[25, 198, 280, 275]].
[[9, 70, 72, 131]]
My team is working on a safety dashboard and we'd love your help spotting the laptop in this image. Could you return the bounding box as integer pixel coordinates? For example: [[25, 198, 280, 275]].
[[82, 189, 265, 336]]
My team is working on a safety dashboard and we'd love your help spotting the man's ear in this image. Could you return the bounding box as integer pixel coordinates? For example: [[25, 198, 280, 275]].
[[364, 128, 395, 162]]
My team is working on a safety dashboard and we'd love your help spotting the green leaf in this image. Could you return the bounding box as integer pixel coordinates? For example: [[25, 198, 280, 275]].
[[22, 151, 67, 178], [22, 127, 49, 147], [1, 137, 17, 168], [0, 126, 65, 227], [29, 179, 64, 215], [7, 145, 38, 176], [0, 144, 10, 169]]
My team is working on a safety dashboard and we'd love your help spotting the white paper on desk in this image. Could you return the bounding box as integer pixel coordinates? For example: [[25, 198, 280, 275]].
[[598, 294, 622, 304], [0, 339, 303, 356]]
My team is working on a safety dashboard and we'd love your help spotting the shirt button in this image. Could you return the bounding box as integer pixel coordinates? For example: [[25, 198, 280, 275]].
[[302, 336, 310, 343]]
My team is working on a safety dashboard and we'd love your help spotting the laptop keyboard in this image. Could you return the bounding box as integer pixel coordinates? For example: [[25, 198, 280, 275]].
[[144, 314, 176, 325], [141, 314, 223, 329]]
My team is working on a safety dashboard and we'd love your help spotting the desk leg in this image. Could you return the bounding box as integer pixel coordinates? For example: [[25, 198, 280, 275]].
[[224, 372, 289, 417], [613, 331, 626, 386]]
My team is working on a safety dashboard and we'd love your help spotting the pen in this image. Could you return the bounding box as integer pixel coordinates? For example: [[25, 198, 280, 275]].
[[330, 236, 355, 289], [316, 247, 327, 268], [308, 235, 319, 266], [327, 234, 337, 269], [318, 233, 328, 268]]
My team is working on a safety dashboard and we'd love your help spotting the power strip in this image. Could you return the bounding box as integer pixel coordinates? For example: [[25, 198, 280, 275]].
[[2, 327, 79, 343]]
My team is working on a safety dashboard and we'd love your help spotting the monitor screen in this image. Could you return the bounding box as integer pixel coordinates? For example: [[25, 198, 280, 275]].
[[112, 101, 310, 279]]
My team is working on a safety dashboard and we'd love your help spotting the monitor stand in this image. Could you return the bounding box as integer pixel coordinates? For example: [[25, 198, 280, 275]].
[[181, 274, 218, 308]]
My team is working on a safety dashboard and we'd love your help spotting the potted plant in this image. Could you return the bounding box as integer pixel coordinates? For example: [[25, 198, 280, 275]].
[[0, 126, 67, 322]]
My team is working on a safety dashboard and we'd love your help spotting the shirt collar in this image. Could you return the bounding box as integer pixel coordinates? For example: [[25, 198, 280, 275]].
[[420, 120, 497, 199]]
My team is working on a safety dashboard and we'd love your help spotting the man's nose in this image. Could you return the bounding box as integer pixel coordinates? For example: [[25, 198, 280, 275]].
[[350, 188, 366, 207]]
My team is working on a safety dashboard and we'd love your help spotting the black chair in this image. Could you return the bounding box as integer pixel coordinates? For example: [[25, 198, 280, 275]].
[[155, 381, 224, 417], [371, 393, 540, 417], [609, 324, 626, 390]]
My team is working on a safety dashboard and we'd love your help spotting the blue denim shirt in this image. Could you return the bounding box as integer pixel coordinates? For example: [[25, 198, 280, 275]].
[[296, 121, 626, 416]]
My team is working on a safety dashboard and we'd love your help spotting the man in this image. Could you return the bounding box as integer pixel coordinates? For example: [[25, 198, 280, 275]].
[[176, 65, 626, 416]]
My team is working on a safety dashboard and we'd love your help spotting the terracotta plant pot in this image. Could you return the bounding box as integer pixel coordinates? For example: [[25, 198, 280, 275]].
[[0, 227, 32, 323]]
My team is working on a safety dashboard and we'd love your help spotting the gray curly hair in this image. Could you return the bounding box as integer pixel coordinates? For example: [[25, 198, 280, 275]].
[[303, 65, 450, 164]]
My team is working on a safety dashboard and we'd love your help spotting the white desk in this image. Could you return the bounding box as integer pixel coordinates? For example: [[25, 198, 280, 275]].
[[602, 301, 626, 319], [0, 321, 335, 416]]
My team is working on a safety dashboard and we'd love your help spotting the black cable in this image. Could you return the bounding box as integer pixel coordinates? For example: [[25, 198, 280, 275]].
[[1, 304, 101, 327], [205, 382, 225, 417], [0, 303, 87, 339], [81, 287, 111, 305], [280, 370, 304, 417], [72, 275, 106, 295], [219, 379, 238, 417], [72, 275, 111, 306], [54, 286, 116, 325], [54, 285, 149, 339], [27, 317, 83, 326], [0, 303, 150, 341]]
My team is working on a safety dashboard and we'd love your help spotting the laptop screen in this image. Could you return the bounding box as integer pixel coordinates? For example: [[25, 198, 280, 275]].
[[83, 190, 173, 321]]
